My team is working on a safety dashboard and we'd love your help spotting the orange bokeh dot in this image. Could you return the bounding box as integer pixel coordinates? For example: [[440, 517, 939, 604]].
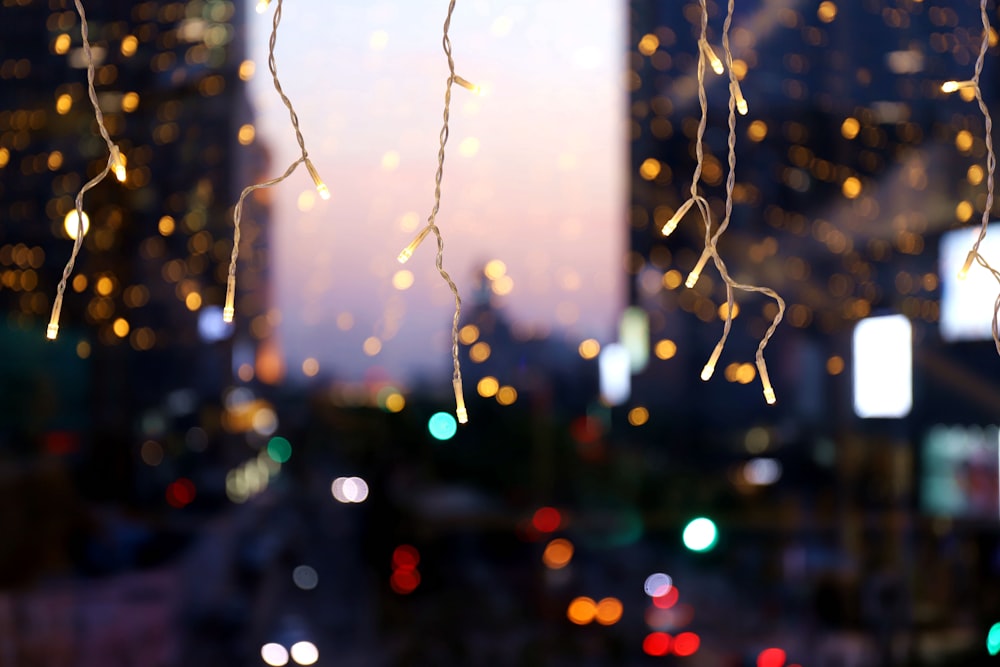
[[567, 596, 596, 625], [643, 632, 671, 656], [542, 538, 574, 569], [595, 597, 623, 625], [672, 631, 700, 656]]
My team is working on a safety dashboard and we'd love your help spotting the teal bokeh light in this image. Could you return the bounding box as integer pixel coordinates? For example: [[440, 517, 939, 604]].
[[987, 622, 1000, 655], [682, 517, 718, 552], [267, 436, 292, 463], [427, 412, 457, 440]]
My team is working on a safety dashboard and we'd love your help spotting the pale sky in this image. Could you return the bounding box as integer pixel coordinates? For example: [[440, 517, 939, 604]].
[[248, 1, 626, 383]]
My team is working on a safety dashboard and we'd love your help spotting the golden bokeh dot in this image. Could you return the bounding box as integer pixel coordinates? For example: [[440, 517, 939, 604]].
[[637, 33, 659, 56], [238, 59, 255, 81], [492, 275, 514, 296], [336, 312, 354, 331], [237, 124, 255, 145], [76, 340, 91, 359], [385, 392, 405, 413], [841, 117, 860, 140], [718, 302, 740, 320], [817, 1, 837, 23], [392, 270, 414, 290], [459, 324, 480, 345], [578, 338, 600, 359], [968, 164, 984, 185], [826, 355, 845, 375], [842, 176, 861, 199], [955, 130, 973, 153], [55, 93, 72, 115], [496, 385, 517, 406], [302, 357, 320, 377], [956, 200, 974, 222], [735, 363, 757, 384], [627, 406, 649, 426], [363, 336, 382, 356], [120, 35, 138, 57], [158, 216, 176, 236], [747, 119, 767, 142], [121, 91, 140, 112], [185, 292, 202, 311], [95, 276, 114, 296], [477, 376, 499, 397], [54, 33, 71, 55], [662, 269, 683, 289], [470, 341, 492, 362], [654, 339, 677, 360], [639, 158, 662, 181], [484, 259, 507, 280], [112, 317, 130, 338]]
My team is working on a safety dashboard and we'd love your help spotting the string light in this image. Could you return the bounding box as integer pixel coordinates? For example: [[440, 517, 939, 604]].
[[224, 0, 328, 324], [47, 0, 127, 341], [396, 0, 475, 424], [663, 0, 784, 404], [943, 0, 1000, 355]]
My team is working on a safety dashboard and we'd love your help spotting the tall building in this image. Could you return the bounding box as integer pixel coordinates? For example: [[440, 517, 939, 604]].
[[0, 0, 268, 500]]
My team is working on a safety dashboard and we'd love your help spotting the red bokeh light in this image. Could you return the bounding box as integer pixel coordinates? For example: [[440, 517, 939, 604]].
[[642, 632, 672, 656], [652, 585, 679, 609], [166, 478, 196, 508], [390, 568, 421, 594], [672, 631, 700, 656], [757, 647, 786, 667], [392, 544, 420, 571], [532, 507, 562, 533]]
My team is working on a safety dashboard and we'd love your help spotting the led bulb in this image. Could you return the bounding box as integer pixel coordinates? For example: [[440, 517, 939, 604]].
[[662, 199, 694, 237], [398, 226, 432, 264], [686, 250, 711, 289], [110, 145, 127, 183], [958, 250, 976, 280], [699, 40, 724, 75], [453, 75, 481, 95], [223, 275, 236, 323], [255, 0, 270, 13], [304, 159, 330, 200], [453, 377, 468, 424], [701, 343, 724, 381], [46, 321, 59, 340], [942, 80, 975, 93], [732, 81, 748, 115], [757, 360, 776, 405]]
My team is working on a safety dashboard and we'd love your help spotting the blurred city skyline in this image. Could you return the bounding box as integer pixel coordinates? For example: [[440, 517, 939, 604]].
[[247, 0, 627, 384]]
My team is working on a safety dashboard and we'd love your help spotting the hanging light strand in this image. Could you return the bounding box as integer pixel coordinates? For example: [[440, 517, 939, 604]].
[[47, 0, 126, 340], [397, 0, 475, 424], [943, 0, 1000, 355], [224, 0, 328, 323], [663, 0, 784, 404]]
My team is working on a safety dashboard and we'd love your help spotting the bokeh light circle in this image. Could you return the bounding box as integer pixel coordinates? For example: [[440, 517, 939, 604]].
[[289, 640, 318, 665], [293, 565, 319, 590], [644, 572, 673, 597], [682, 517, 718, 552], [427, 412, 457, 440], [260, 642, 289, 666]]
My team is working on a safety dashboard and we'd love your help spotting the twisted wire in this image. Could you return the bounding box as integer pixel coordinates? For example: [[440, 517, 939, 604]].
[[47, 0, 120, 339]]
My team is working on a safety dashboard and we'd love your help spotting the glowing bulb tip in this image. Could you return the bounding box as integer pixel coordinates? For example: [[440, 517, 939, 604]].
[[397, 249, 413, 264], [685, 272, 700, 289], [316, 183, 331, 200], [46, 323, 59, 340], [222, 307, 234, 323], [700, 364, 715, 381], [763, 387, 776, 405]]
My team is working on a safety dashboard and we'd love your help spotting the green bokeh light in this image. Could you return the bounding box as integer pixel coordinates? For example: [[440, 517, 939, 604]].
[[428, 412, 457, 440], [987, 622, 1000, 656], [682, 517, 718, 552], [267, 436, 292, 463]]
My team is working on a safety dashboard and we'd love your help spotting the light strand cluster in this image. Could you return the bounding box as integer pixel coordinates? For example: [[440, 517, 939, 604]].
[[396, 0, 476, 424], [223, 0, 329, 324], [661, 0, 784, 404], [943, 0, 999, 354], [46, 0, 128, 341]]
